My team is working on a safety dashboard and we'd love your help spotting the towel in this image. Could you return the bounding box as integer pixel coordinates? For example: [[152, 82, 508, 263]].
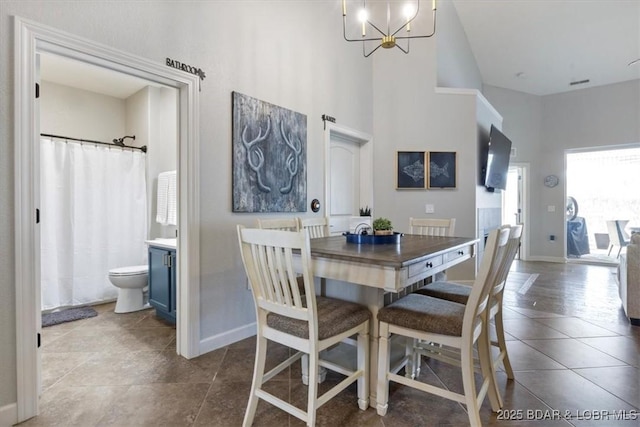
[[156, 171, 176, 225], [167, 170, 177, 226]]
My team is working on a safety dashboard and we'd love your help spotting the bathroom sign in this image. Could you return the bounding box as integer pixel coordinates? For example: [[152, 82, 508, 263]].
[[166, 57, 206, 81]]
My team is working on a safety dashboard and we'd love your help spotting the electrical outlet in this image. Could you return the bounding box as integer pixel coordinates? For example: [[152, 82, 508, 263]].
[[549, 235, 555, 241], [425, 204, 435, 214]]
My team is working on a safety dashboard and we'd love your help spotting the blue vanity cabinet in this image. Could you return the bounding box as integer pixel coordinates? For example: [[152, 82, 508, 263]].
[[148, 246, 176, 324]]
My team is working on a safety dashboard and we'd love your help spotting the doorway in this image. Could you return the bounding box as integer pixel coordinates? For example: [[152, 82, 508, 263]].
[[565, 146, 640, 264], [502, 163, 529, 260], [323, 122, 373, 235], [14, 17, 201, 422]]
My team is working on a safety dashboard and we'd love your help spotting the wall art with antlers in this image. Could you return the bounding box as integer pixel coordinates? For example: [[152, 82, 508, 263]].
[[232, 91, 307, 212]]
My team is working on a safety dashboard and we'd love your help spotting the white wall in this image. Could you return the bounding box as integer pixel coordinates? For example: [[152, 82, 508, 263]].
[[40, 81, 125, 140], [129, 86, 178, 239], [0, 0, 373, 410], [484, 80, 640, 259]]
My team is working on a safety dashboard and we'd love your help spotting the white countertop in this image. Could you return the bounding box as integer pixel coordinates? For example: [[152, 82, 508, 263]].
[[145, 238, 177, 250]]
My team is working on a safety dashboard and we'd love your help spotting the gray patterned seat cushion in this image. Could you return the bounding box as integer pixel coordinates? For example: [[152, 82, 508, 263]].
[[414, 281, 471, 305], [267, 296, 371, 340], [377, 293, 466, 336]]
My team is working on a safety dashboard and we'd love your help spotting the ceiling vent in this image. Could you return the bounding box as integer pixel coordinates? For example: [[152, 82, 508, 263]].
[[569, 79, 590, 86]]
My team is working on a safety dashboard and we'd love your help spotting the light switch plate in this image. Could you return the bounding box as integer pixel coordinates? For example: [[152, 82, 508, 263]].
[[547, 205, 555, 212], [425, 204, 435, 214]]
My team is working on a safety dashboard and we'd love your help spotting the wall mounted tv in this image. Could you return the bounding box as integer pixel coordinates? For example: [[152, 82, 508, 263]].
[[482, 125, 512, 191]]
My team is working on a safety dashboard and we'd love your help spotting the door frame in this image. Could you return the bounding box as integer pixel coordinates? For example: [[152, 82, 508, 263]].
[[323, 121, 373, 231], [14, 16, 201, 422], [505, 162, 530, 260]]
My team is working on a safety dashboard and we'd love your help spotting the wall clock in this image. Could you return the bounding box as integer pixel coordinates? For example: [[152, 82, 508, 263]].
[[544, 174, 559, 188]]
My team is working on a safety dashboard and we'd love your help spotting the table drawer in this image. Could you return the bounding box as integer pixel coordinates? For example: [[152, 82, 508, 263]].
[[408, 255, 443, 279], [445, 246, 471, 264]]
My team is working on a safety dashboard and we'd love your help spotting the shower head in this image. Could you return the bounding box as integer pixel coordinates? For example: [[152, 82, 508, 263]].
[[112, 135, 136, 147]]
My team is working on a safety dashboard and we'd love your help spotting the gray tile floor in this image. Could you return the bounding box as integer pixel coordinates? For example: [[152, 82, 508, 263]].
[[19, 261, 640, 426]]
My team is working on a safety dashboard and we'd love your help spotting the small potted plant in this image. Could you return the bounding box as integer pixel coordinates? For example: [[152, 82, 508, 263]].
[[372, 217, 393, 235], [359, 206, 371, 216]]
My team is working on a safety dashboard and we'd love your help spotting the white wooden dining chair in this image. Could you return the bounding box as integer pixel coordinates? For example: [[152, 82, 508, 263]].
[[299, 217, 330, 238], [409, 217, 456, 236], [376, 227, 510, 427], [409, 217, 456, 283], [256, 217, 300, 231], [237, 226, 371, 426], [413, 224, 523, 408]]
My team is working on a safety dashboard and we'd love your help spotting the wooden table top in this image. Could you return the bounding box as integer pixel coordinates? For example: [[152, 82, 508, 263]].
[[309, 234, 478, 269]]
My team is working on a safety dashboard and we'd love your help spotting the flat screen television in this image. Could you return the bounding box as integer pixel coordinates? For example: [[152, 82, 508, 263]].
[[483, 125, 512, 191]]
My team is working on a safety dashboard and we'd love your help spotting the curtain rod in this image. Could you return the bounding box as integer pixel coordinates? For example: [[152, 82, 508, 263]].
[[41, 133, 147, 153]]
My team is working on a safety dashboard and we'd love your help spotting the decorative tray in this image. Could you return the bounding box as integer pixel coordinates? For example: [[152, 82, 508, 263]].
[[343, 232, 403, 245]]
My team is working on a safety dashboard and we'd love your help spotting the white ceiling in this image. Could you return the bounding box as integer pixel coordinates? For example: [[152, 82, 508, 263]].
[[452, 0, 640, 96], [40, 53, 155, 99], [41, 1, 640, 98]]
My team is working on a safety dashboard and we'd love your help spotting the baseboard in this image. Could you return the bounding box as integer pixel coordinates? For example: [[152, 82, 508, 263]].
[[527, 256, 567, 263], [0, 403, 17, 427], [199, 322, 256, 355]]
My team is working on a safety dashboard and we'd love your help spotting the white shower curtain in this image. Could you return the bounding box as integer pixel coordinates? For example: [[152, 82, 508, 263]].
[[40, 137, 148, 310]]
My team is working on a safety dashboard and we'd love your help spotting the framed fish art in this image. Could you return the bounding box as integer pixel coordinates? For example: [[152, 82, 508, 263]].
[[396, 151, 426, 189], [427, 151, 457, 189]]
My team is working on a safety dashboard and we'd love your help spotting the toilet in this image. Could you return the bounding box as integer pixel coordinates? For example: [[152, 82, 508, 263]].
[[108, 265, 149, 313]]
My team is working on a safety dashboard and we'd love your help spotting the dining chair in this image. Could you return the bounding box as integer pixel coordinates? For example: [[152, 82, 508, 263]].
[[299, 217, 330, 238], [256, 217, 300, 231], [237, 226, 371, 426], [409, 217, 456, 236], [606, 220, 630, 258], [297, 216, 331, 384], [413, 224, 523, 408], [376, 227, 510, 426], [409, 217, 456, 282]]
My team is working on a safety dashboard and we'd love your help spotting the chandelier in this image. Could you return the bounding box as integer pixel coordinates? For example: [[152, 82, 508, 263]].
[[342, 0, 437, 57]]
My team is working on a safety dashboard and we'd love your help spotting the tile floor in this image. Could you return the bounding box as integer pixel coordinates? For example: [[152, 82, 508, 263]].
[[19, 261, 640, 426]]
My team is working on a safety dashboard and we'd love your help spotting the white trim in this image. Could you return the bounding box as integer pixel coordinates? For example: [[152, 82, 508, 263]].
[[14, 16, 200, 422], [0, 403, 18, 427], [199, 323, 257, 354], [323, 122, 374, 228], [434, 86, 503, 122]]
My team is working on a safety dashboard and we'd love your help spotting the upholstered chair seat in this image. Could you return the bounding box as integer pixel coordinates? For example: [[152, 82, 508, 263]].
[[267, 296, 371, 340]]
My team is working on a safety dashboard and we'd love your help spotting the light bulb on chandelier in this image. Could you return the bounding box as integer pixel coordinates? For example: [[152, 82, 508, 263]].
[[342, 0, 437, 57]]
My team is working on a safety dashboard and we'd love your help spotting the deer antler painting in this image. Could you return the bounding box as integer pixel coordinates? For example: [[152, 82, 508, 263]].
[[232, 92, 307, 212]]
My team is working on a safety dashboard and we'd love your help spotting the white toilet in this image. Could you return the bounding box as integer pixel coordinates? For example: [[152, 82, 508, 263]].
[[108, 265, 149, 313]]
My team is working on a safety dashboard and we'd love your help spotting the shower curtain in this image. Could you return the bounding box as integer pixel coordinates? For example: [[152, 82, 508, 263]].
[[40, 137, 148, 310]]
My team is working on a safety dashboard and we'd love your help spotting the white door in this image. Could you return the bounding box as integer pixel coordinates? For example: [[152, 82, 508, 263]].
[[324, 122, 373, 235], [329, 137, 360, 234]]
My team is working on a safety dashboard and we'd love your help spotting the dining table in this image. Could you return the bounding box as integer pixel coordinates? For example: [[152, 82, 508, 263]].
[[299, 233, 479, 408]]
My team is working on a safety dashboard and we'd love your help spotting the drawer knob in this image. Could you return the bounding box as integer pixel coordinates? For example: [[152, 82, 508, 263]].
[[425, 262, 433, 268], [457, 250, 464, 255]]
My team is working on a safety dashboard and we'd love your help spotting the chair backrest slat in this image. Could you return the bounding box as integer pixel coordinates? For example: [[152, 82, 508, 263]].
[[256, 218, 300, 231], [299, 217, 330, 238], [463, 227, 510, 336], [238, 226, 313, 322], [409, 217, 456, 237], [498, 224, 523, 286]]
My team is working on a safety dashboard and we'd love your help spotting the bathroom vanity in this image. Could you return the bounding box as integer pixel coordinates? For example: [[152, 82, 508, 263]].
[[146, 239, 177, 324]]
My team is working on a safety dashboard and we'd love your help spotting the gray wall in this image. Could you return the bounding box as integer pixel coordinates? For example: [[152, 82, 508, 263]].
[[436, 0, 483, 91], [484, 80, 640, 259]]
